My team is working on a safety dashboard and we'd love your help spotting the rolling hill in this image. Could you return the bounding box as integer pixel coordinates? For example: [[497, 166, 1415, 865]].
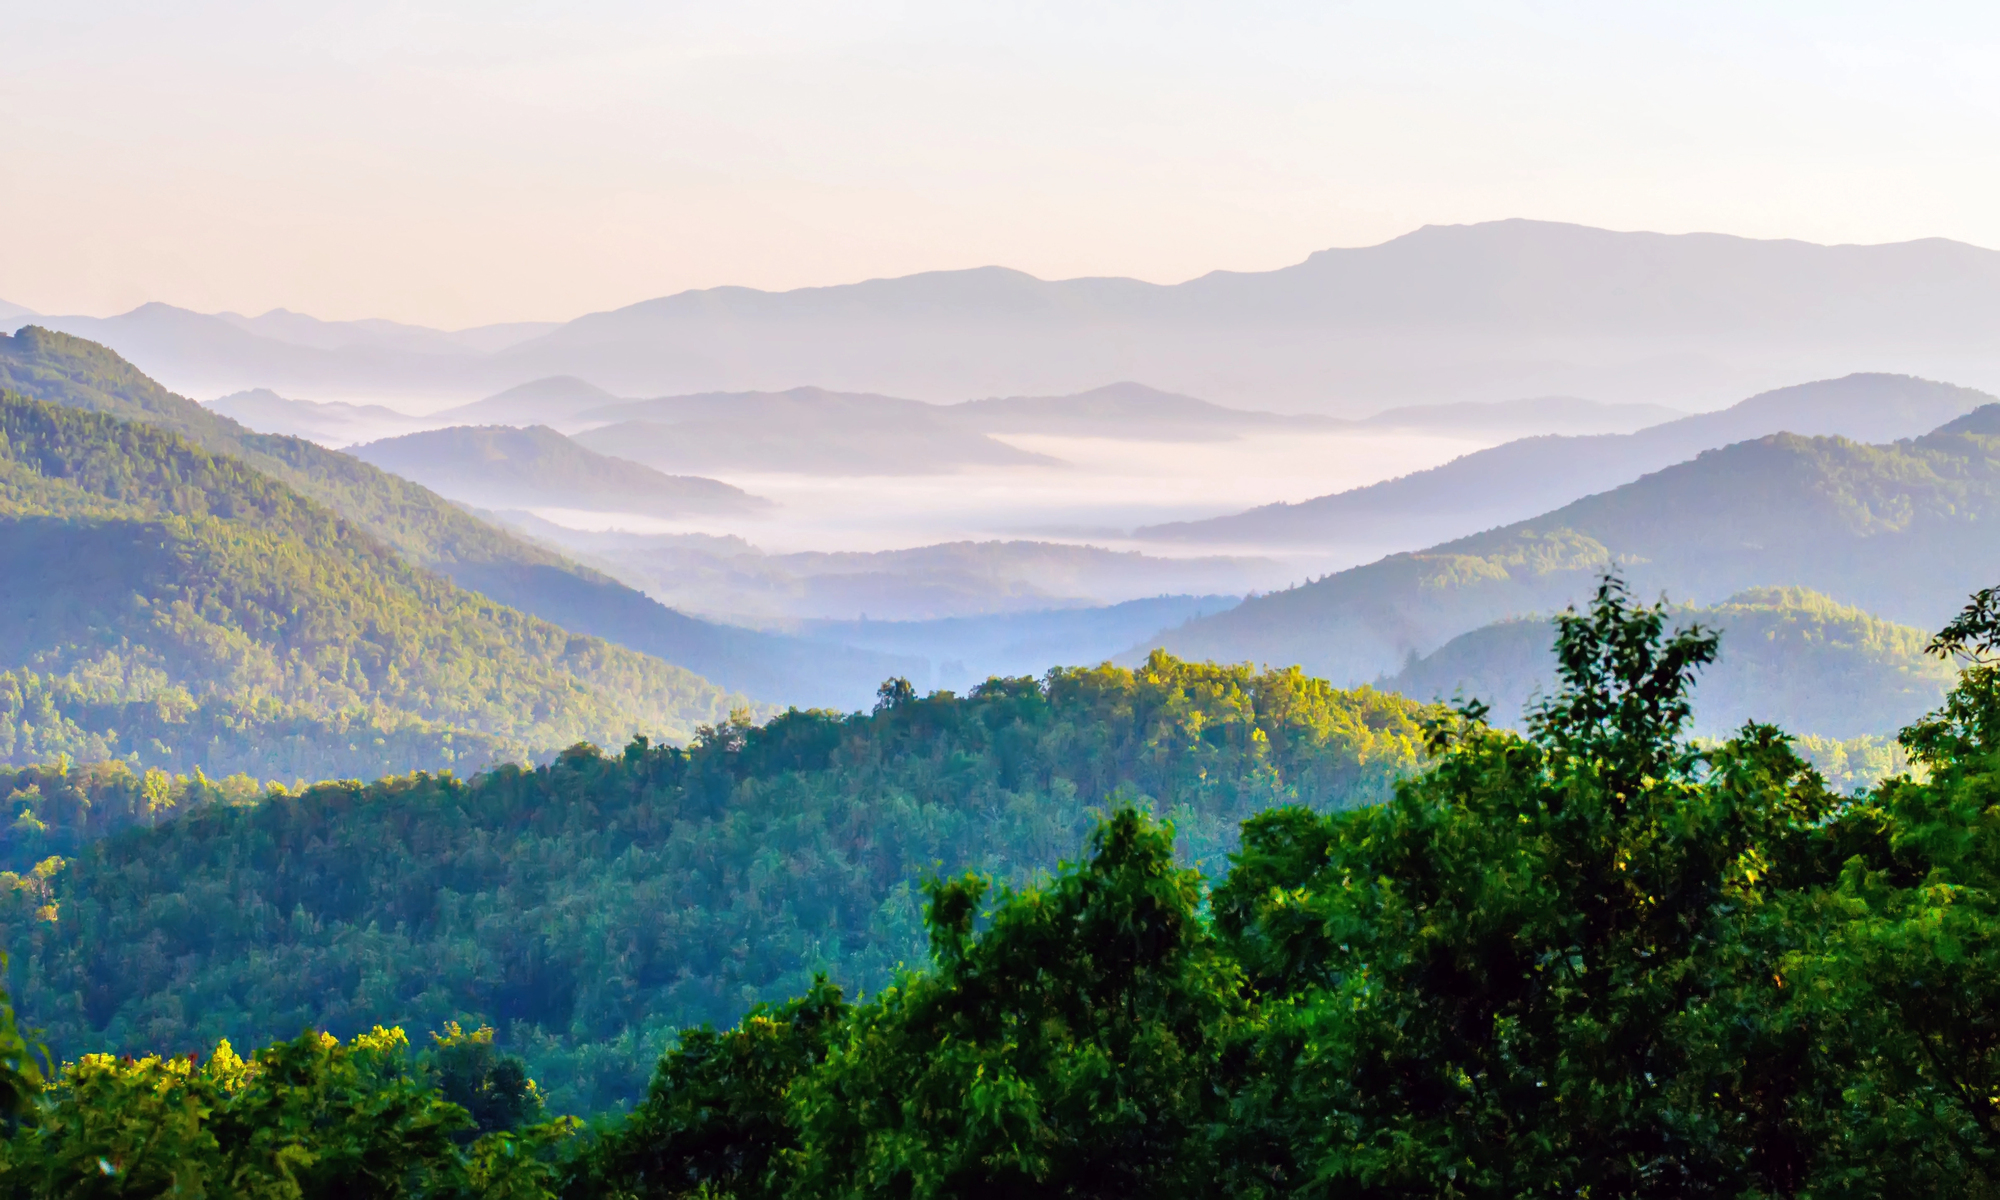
[[1136, 373, 1994, 550], [1144, 407, 2000, 683], [1380, 587, 1954, 740], [349, 424, 767, 517], [0, 390, 753, 779], [0, 328, 916, 708]]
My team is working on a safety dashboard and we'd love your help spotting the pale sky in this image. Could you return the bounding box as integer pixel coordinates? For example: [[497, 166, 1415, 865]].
[[5, 1, 2000, 328]]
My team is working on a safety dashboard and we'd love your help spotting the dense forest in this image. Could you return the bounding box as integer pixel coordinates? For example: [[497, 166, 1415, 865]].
[[3, 578, 2000, 1194], [0, 653, 1428, 1115], [0, 387, 748, 777]]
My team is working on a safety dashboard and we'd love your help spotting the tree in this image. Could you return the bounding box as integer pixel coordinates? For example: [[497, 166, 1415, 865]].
[[1213, 576, 1835, 1196], [785, 808, 1243, 1199]]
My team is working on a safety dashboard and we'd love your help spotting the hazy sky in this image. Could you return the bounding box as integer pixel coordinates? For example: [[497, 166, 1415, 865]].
[[6, 1, 2000, 328]]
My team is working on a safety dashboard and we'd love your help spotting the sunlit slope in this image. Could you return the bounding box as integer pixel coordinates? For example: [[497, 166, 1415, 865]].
[[1148, 411, 2000, 682], [0, 391, 751, 777], [0, 327, 915, 707], [1382, 587, 1954, 739]]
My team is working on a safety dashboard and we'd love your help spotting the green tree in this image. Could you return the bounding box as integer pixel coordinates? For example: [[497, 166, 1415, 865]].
[[1212, 577, 1835, 1195], [784, 808, 1242, 1199]]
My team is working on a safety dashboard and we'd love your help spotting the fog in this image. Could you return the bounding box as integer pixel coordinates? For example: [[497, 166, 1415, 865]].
[[524, 426, 1499, 578]]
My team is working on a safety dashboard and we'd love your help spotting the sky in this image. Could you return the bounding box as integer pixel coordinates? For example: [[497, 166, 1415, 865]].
[[5, 1, 2000, 328]]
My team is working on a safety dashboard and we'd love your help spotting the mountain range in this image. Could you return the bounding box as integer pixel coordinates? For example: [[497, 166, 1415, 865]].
[[504, 521, 1282, 623], [20, 220, 2000, 412], [229, 381, 1681, 478], [1145, 405, 2000, 683], [0, 389, 749, 779], [0, 328, 917, 710], [1138, 374, 1995, 550]]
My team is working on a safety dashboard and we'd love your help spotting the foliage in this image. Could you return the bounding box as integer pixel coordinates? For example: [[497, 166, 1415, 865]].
[[0, 388, 751, 778], [1384, 586, 1956, 741], [783, 808, 1242, 1199], [0, 654, 1429, 1115], [552, 575, 2000, 1196], [0, 1026, 574, 1198]]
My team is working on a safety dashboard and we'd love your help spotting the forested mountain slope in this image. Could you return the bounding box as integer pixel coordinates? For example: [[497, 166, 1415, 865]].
[[1137, 373, 1992, 549], [1381, 587, 1953, 739], [0, 391, 749, 778], [0, 655, 1431, 1113], [1149, 410, 2000, 681], [350, 424, 766, 517], [0, 328, 914, 708]]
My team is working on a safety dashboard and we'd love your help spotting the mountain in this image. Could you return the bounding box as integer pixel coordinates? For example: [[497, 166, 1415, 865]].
[[19, 303, 490, 402], [207, 387, 426, 445], [213, 307, 557, 354], [1360, 395, 1686, 436], [432, 374, 623, 425], [1143, 408, 2000, 683], [348, 425, 768, 518], [0, 328, 917, 709], [0, 389, 753, 779], [569, 387, 1054, 475], [477, 221, 2000, 410], [37, 222, 2000, 413], [1137, 374, 1994, 550], [0, 656, 1430, 1112], [938, 382, 1342, 441], [496, 520, 1288, 622], [1380, 587, 1954, 739], [0, 300, 35, 324]]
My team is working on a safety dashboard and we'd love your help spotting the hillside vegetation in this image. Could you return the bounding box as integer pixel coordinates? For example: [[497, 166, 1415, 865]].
[[1153, 412, 2000, 682], [1382, 586, 1955, 740], [0, 328, 914, 708], [6, 581, 2000, 1194], [0, 655, 1430, 1114], [0, 390, 748, 778]]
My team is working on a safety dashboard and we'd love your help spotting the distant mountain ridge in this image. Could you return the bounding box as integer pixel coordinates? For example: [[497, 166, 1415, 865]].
[[350, 424, 767, 517], [1143, 405, 2000, 683], [23, 221, 2000, 411], [1137, 374, 1995, 551], [500, 518, 1287, 622], [208, 388, 425, 445], [567, 387, 1056, 476]]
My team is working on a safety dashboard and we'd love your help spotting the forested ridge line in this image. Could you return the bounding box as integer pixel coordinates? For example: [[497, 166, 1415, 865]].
[[0, 387, 750, 778], [1, 579, 1999, 1193], [0, 653, 1429, 1116], [0, 327, 919, 708]]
